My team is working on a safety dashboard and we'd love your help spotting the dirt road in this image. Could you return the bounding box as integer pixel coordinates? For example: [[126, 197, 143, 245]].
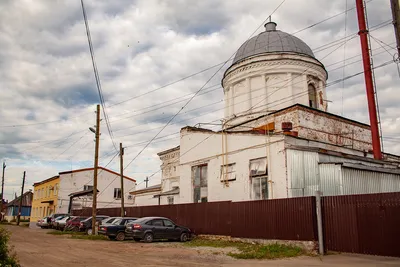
[[5, 226, 400, 267]]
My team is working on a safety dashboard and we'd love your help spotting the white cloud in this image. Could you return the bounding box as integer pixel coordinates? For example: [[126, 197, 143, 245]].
[[0, 0, 398, 198]]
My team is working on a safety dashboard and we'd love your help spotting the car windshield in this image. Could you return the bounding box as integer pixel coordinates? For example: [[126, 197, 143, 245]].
[[55, 216, 64, 220], [112, 219, 123, 225]]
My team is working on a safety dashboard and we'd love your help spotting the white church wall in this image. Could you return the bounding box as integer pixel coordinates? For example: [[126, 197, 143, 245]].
[[179, 129, 287, 203]]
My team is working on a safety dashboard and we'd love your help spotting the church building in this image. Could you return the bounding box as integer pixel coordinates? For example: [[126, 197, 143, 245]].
[[138, 22, 400, 205]]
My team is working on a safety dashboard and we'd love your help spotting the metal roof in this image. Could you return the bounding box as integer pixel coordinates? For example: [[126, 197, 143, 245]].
[[233, 22, 314, 64], [153, 187, 180, 197]]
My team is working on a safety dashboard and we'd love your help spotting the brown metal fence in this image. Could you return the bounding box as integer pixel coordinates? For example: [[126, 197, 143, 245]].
[[322, 192, 400, 257], [230, 197, 316, 240], [73, 192, 400, 257], [72, 197, 316, 240]]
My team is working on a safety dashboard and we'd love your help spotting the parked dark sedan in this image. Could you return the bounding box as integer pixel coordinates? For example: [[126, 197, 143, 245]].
[[125, 217, 192, 243], [98, 217, 138, 241], [79, 215, 109, 235]]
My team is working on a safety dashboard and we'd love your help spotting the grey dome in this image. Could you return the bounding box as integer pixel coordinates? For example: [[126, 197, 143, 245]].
[[232, 22, 315, 64]]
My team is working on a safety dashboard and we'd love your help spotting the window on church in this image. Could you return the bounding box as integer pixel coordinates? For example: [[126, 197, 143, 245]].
[[249, 158, 268, 200], [220, 163, 236, 182], [192, 164, 208, 203], [308, 84, 317, 108]]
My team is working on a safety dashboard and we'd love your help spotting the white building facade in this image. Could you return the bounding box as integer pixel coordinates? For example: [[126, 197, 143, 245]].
[[57, 167, 136, 213], [143, 21, 400, 206]]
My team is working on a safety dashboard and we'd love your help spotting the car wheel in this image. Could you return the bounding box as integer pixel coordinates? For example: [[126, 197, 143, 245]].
[[72, 226, 79, 232], [87, 229, 93, 235], [143, 233, 153, 243], [180, 232, 188, 242], [116, 232, 125, 241], [133, 238, 141, 242]]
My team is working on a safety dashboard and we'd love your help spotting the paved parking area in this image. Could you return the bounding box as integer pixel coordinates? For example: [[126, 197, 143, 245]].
[[5, 225, 400, 267]]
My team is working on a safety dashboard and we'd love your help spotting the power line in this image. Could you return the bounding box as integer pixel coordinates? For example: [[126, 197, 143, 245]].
[[100, 58, 396, 209], [370, 34, 395, 57], [113, 41, 396, 134], [0, 4, 389, 131], [80, 0, 118, 152], [118, 55, 395, 142], [104, 0, 362, 110], [121, 0, 289, 171]]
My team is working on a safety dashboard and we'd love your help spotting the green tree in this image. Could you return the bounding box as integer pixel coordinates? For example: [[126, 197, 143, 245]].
[[0, 227, 19, 267]]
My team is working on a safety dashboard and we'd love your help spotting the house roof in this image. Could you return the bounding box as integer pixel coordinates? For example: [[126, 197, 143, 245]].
[[129, 184, 161, 195], [59, 166, 136, 182], [68, 189, 99, 198], [33, 175, 59, 187], [7, 191, 33, 207]]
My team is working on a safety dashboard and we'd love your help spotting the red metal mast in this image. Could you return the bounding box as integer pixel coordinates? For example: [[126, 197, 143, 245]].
[[355, 0, 382, 160]]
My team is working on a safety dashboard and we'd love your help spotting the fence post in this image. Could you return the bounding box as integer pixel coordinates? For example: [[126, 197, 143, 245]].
[[315, 190, 324, 255]]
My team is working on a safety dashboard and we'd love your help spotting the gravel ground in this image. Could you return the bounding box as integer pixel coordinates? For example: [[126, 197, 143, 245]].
[[4, 225, 400, 267]]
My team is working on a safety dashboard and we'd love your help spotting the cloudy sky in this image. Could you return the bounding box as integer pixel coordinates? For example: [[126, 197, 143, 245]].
[[0, 0, 398, 200]]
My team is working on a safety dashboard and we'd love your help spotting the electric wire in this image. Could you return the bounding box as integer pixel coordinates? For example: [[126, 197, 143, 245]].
[[121, 0, 289, 171], [102, 58, 396, 208], [80, 0, 118, 152]]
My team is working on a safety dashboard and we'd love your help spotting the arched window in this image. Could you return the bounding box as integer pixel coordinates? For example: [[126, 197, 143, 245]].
[[308, 84, 317, 108]]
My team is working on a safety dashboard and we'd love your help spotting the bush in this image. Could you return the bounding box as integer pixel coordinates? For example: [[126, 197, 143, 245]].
[[0, 227, 20, 267]]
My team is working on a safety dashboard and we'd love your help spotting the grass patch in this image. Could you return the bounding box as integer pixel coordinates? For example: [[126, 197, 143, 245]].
[[47, 231, 85, 236], [185, 238, 305, 260], [70, 234, 109, 241], [47, 230, 107, 241]]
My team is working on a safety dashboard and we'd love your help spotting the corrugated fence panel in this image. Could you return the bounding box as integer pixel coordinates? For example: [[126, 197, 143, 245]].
[[322, 192, 400, 257], [230, 197, 316, 241], [72, 198, 316, 241]]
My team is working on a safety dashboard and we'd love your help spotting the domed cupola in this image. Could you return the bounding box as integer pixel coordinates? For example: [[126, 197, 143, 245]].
[[222, 21, 328, 129]]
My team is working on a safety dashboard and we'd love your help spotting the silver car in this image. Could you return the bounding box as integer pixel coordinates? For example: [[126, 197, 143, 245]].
[[37, 216, 51, 228]]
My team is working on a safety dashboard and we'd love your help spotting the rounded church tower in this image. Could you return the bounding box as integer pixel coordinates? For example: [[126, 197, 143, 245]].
[[222, 22, 328, 128]]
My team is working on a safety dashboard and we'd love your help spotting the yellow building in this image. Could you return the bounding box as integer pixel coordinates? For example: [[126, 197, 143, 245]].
[[31, 175, 60, 222]]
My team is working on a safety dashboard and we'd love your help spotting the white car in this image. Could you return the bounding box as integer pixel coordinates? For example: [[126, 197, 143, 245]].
[[55, 216, 71, 230], [51, 216, 65, 229]]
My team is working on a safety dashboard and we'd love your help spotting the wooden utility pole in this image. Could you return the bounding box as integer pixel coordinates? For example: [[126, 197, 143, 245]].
[[391, 0, 400, 57], [0, 161, 5, 221], [119, 143, 125, 217], [144, 177, 149, 188], [92, 104, 100, 234], [16, 171, 25, 225]]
